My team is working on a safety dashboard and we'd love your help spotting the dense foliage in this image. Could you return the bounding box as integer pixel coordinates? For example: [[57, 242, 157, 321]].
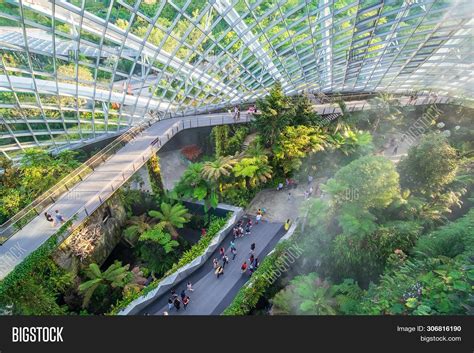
[[0, 149, 80, 224]]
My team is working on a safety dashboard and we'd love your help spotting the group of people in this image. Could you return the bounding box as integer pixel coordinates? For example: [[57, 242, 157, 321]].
[[231, 105, 257, 121], [44, 210, 66, 227], [232, 218, 253, 239], [213, 238, 259, 278], [165, 281, 194, 314]]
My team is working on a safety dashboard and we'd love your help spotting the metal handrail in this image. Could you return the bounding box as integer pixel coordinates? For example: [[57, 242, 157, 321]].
[[0, 115, 158, 243], [0, 114, 250, 260]]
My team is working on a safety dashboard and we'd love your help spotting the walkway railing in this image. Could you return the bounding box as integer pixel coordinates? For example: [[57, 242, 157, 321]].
[[0, 114, 250, 246], [0, 116, 158, 244]]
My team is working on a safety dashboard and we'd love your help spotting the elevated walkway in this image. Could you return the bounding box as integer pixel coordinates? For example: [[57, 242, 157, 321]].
[[0, 112, 251, 279]]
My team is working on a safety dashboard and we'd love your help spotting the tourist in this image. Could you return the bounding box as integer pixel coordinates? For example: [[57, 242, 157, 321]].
[[304, 190, 309, 200], [238, 226, 244, 237], [219, 247, 225, 257], [254, 257, 259, 269], [54, 210, 65, 226], [183, 296, 190, 310], [201, 228, 207, 237], [233, 227, 239, 239], [187, 281, 194, 292], [285, 178, 290, 188], [308, 175, 313, 185], [284, 219, 291, 231], [171, 289, 178, 299], [277, 182, 283, 191], [168, 298, 173, 311], [216, 265, 224, 278], [249, 254, 254, 265], [250, 242, 256, 254], [256, 210, 262, 224], [247, 219, 253, 229], [288, 192, 292, 201], [213, 258, 219, 269], [222, 255, 229, 268], [309, 186, 314, 196], [249, 263, 254, 276], [231, 247, 237, 260], [240, 261, 248, 274], [44, 212, 54, 227], [180, 289, 186, 301], [393, 144, 399, 155], [245, 224, 251, 236], [230, 240, 236, 251], [173, 297, 181, 310]]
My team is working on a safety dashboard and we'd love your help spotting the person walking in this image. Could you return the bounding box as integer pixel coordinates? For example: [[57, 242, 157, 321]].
[[231, 247, 237, 260], [249, 254, 254, 265], [309, 186, 314, 196], [222, 255, 229, 268], [180, 289, 186, 301], [187, 281, 194, 292], [287, 192, 292, 201], [247, 219, 253, 229], [171, 289, 178, 300], [250, 243, 255, 253], [182, 296, 190, 310], [277, 182, 284, 191], [284, 219, 291, 231], [304, 190, 309, 200], [54, 210, 65, 226], [238, 226, 244, 238], [44, 212, 54, 227], [256, 213, 262, 225], [240, 261, 248, 274], [245, 224, 251, 236], [230, 240, 236, 251], [254, 257, 259, 269], [308, 175, 313, 185], [213, 258, 219, 269], [168, 297, 173, 311], [219, 247, 225, 257], [215, 265, 224, 278], [233, 227, 239, 239], [173, 297, 181, 311]]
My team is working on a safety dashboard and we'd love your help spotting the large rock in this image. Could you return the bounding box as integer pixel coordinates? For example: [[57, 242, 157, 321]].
[[53, 193, 127, 274]]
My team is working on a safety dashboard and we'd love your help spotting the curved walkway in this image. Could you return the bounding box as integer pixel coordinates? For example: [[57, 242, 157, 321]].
[[0, 112, 251, 279], [140, 216, 285, 315]]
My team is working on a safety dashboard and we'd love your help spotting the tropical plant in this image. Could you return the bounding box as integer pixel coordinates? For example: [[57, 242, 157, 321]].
[[233, 156, 272, 188], [122, 214, 154, 245], [398, 134, 458, 196], [254, 81, 292, 147], [172, 163, 218, 211], [273, 125, 326, 174], [272, 273, 337, 315], [201, 155, 238, 183], [78, 261, 131, 308], [148, 202, 190, 239], [139, 228, 179, 253]]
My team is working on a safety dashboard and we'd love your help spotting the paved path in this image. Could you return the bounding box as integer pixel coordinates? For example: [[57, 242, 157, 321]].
[[0, 113, 251, 279], [140, 217, 284, 315]]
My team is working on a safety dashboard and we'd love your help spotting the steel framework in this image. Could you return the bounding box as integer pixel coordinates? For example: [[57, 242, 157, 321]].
[[0, 0, 472, 158]]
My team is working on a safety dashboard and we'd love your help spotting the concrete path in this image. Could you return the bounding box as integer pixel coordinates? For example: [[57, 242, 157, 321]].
[[141, 217, 285, 315], [0, 113, 251, 279]]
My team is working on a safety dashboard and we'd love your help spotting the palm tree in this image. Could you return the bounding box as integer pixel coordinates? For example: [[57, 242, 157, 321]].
[[201, 155, 238, 182], [78, 261, 131, 308], [148, 202, 190, 239], [233, 156, 272, 188]]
